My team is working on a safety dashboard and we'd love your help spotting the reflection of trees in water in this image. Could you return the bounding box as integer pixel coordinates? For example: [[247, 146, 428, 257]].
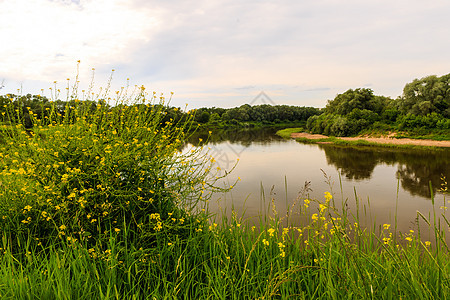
[[396, 159, 449, 198], [320, 144, 450, 198], [187, 127, 286, 147], [396, 165, 433, 198], [320, 146, 389, 180]]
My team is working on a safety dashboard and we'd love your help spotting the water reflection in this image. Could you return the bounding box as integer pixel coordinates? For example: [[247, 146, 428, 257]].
[[320, 145, 379, 180], [188, 127, 285, 147], [319, 144, 450, 198], [185, 128, 289, 170]]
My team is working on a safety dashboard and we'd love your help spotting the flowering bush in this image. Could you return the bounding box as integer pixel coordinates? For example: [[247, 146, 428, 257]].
[[0, 78, 221, 250]]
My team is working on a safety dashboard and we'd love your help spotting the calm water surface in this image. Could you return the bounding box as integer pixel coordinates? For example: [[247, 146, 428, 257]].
[[191, 129, 450, 235]]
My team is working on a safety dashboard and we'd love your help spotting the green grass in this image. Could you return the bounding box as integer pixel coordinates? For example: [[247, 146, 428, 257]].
[[275, 127, 304, 139], [0, 190, 449, 299]]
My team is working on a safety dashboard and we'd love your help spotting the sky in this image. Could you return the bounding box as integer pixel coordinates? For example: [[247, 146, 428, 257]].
[[1, 0, 450, 109]]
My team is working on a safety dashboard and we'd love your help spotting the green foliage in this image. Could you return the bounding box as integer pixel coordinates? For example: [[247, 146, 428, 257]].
[[397, 112, 442, 129], [307, 114, 355, 137], [381, 108, 400, 123], [399, 73, 450, 116], [201, 104, 321, 127], [0, 94, 52, 128], [198, 111, 210, 123], [0, 85, 224, 251], [0, 189, 449, 298], [306, 77, 450, 137], [325, 88, 387, 115], [306, 89, 391, 137]]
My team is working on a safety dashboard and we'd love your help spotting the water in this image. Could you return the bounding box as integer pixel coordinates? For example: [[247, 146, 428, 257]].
[[190, 128, 450, 235]]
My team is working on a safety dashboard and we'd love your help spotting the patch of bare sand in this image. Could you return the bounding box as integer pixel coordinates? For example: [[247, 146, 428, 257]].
[[290, 132, 450, 148]]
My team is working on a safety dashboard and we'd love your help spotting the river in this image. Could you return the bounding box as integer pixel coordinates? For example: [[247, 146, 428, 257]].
[[189, 128, 450, 237]]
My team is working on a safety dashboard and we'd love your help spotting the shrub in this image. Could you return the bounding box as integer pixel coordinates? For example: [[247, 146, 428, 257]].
[[0, 78, 225, 251], [437, 118, 450, 129], [397, 112, 446, 130]]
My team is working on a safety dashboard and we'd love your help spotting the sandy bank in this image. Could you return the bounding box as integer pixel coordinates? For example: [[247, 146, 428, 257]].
[[290, 132, 450, 148]]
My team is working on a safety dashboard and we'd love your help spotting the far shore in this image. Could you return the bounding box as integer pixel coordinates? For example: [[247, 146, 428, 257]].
[[290, 132, 450, 148]]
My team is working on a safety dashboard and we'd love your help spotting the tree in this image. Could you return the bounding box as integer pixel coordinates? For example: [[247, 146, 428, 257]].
[[325, 88, 385, 115], [399, 73, 450, 116], [198, 111, 210, 123]]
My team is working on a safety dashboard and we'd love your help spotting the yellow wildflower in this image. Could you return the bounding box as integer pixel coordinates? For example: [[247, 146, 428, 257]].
[[319, 204, 327, 212], [155, 221, 162, 231]]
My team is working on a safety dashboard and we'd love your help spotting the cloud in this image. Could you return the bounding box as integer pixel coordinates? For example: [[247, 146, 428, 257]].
[[125, 1, 450, 90], [303, 87, 331, 92], [0, 0, 157, 83], [235, 86, 256, 90]]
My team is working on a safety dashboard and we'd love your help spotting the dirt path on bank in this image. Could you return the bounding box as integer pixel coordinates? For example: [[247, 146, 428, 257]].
[[290, 132, 450, 148]]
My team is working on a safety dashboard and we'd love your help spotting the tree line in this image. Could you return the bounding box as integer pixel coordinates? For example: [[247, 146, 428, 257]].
[[0, 94, 320, 129], [1, 72, 449, 135], [192, 104, 320, 127]]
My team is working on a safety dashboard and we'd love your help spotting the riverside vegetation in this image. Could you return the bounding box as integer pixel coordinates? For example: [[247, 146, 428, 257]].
[[0, 73, 450, 298], [304, 73, 450, 140]]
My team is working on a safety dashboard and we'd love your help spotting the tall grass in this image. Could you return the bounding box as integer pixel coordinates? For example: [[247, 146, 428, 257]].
[[0, 188, 449, 299]]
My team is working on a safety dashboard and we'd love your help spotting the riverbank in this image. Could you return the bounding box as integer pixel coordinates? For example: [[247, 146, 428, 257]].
[[288, 132, 450, 148]]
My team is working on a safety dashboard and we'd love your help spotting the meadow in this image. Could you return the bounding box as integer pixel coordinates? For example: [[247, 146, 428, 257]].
[[0, 78, 449, 299]]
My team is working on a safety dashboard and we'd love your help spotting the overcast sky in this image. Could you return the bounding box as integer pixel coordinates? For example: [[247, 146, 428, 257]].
[[1, 0, 449, 108]]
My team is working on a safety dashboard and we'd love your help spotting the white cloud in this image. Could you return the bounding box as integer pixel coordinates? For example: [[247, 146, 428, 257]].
[[0, 0, 158, 83]]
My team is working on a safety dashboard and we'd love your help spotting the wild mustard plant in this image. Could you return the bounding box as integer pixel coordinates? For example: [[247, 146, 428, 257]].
[[0, 70, 226, 251]]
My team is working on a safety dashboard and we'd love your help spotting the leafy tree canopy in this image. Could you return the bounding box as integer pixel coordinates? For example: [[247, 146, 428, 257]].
[[399, 73, 450, 116], [325, 88, 387, 115]]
